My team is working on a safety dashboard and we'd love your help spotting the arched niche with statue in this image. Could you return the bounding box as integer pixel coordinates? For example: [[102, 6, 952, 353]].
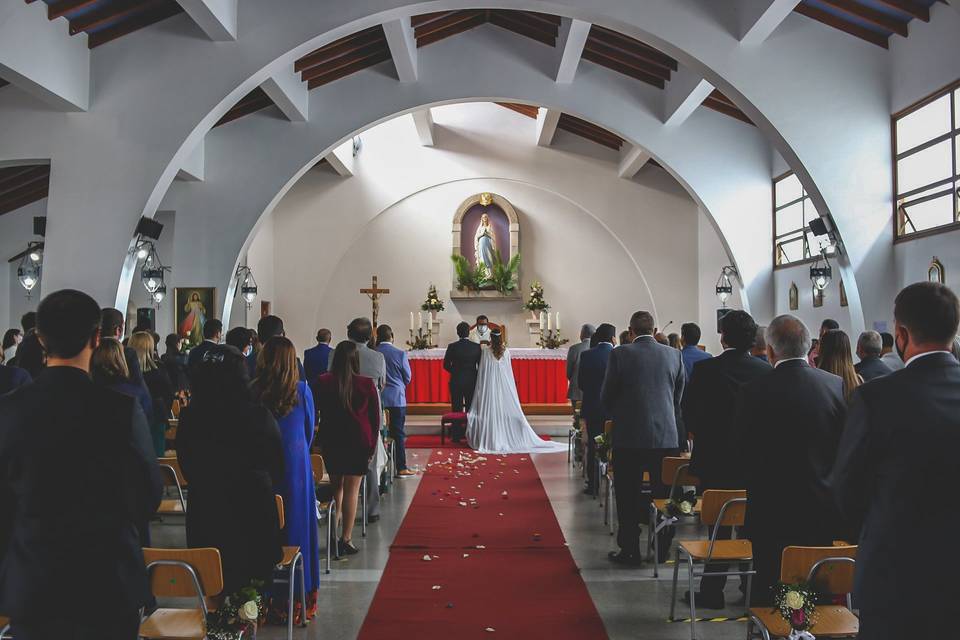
[[451, 192, 521, 299]]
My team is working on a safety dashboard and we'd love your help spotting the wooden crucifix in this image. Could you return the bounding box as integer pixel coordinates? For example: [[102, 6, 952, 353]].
[[360, 275, 390, 330]]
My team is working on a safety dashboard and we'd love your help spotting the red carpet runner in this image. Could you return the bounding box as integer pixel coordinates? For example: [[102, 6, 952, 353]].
[[358, 450, 607, 639]]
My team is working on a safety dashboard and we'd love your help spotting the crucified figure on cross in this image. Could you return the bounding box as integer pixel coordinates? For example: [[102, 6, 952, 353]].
[[360, 275, 390, 330]]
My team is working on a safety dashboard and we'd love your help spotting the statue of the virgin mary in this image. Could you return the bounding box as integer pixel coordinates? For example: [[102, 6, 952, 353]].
[[474, 212, 497, 273]]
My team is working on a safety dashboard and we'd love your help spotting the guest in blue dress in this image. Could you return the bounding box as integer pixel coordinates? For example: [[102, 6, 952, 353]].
[[252, 336, 319, 624]]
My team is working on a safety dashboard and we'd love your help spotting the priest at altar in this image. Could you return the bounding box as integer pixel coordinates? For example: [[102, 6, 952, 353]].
[[407, 346, 568, 405]]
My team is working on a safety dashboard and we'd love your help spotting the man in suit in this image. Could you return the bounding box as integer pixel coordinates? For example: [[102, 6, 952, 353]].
[[443, 322, 482, 442], [566, 324, 595, 410], [682, 310, 771, 608], [332, 317, 386, 521], [101, 307, 147, 386], [304, 328, 333, 382], [0, 361, 31, 396], [577, 323, 615, 495], [854, 330, 892, 382], [832, 282, 960, 639], [376, 325, 414, 477], [0, 289, 161, 639], [680, 322, 712, 383], [738, 314, 846, 603], [185, 317, 222, 369], [879, 331, 905, 371], [258, 315, 305, 379], [601, 310, 686, 565]]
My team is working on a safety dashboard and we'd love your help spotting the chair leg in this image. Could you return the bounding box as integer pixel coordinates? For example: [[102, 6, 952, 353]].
[[651, 503, 659, 577], [608, 485, 616, 536], [687, 554, 697, 640], [361, 475, 368, 537], [286, 555, 297, 640], [669, 547, 681, 621], [326, 499, 336, 571], [745, 560, 753, 615], [299, 559, 307, 627]]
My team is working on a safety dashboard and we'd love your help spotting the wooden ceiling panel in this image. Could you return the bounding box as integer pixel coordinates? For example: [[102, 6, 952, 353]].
[[40, 0, 185, 49], [702, 89, 754, 126], [213, 87, 275, 128], [581, 25, 677, 90], [296, 25, 392, 89], [495, 102, 539, 118], [557, 113, 623, 150], [793, 0, 935, 48], [413, 9, 560, 48], [0, 164, 51, 217]]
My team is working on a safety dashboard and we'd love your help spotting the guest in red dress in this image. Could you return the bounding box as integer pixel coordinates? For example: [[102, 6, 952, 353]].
[[314, 341, 380, 555]]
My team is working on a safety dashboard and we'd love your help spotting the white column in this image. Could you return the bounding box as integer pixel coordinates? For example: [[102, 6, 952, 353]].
[[261, 69, 309, 122], [617, 144, 651, 179], [535, 108, 561, 147], [555, 18, 591, 83], [662, 67, 714, 127], [739, 0, 802, 46], [176, 0, 238, 41], [411, 109, 435, 146], [176, 139, 205, 182], [383, 18, 418, 82]]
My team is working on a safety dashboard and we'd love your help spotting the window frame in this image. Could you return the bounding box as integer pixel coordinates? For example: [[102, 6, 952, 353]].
[[892, 79, 960, 243], [772, 170, 823, 269]]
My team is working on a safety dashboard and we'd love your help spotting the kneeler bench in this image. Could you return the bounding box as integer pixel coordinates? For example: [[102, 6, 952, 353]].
[[440, 412, 468, 444]]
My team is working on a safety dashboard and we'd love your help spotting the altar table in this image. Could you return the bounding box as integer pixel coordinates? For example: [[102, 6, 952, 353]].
[[406, 347, 568, 404]]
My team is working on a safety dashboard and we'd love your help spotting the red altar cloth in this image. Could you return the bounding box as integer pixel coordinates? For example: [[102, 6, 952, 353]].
[[406, 349, 567, 404]]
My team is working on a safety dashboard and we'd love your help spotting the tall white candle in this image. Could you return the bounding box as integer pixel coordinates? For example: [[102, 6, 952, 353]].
[[410, 312, 415, 332], [428, 315, 433, 333], [539, 311, 546, 330], [556, 313, 561, 331], [547, 313, 552, 331], [418, 312, 423, 330]]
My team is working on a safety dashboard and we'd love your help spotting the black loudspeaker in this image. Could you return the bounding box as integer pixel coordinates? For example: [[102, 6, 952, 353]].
[[136, 308, 156, 332], [717, 308, 733, 333], [33, 216, 46, 237], [135, 216, 164, 240], [809, 216, 831, 237]]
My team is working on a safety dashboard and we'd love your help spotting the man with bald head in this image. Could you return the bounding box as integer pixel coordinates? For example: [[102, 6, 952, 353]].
[[737, 314, 846, 603]]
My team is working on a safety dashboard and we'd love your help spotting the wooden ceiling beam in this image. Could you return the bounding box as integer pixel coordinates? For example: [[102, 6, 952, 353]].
[[48, 0, 102, 21], [0, 172, 49, 199], [818, 0, 909, 37], [794, 4, 889, 48], [414, 10, 485, 40], [295, 27, 384, 72], [581, 50, 665, 88], [495, 102, 539, 118], [306, 49, 392, 89], [488, 11, 557, 46], [0, 184, 49, 216], [416, 12, 487, 47], [588, 26, 677, 70], [70, 0, 167, 35], [703, 97, 754, 125], [583, 41, 671, 80], [876, 0, 929, 21], [86, 2, 185, 48], [489, 9, 560, 37], [0, 166, 49, 191], [300, 42, 390, 82], [411, 12, 452, 28]]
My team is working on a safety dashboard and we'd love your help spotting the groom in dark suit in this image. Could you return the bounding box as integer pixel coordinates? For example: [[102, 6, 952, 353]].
[[443, 322, 482, 442]]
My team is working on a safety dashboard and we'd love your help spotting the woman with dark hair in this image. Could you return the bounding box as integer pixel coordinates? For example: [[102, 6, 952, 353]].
[[667, 333, 681, 350], [818, 329, 862, 402], [252, 337, 319, 623], [176, 345, 284, 592], [160, 333, 189, 393], [314, 340, 380, 556], [12, 332, 45, 378], [91, 338, 153, 420], [2, 328, 22, 363]]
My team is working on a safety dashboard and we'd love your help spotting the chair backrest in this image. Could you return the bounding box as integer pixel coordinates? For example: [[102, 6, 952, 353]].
[[311, 454, 326, 481], [171, 398, 182, 418], [158, 456, 187, 487], [700, 490, 747, 526], [275, 494, 285, 529], [780, 546, 857, 596], [661, 456, 699, 489], [603, 420, 613, 437], [143, 547, 223, 600]]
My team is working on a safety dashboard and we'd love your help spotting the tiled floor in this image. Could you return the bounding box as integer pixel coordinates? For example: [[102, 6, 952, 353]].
[[153, 445, 752, 639]]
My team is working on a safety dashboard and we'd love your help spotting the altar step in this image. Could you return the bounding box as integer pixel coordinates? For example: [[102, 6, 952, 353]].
[[405, 413, 573, 437], [408, 402, 572, 416]]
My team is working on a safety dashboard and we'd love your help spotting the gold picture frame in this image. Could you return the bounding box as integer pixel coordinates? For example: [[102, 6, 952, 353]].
[[174, 287, 217, 349]]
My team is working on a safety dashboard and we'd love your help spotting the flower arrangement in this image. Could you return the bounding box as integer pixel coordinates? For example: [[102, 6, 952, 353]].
[[665, 490, 698, 518], [207, 582, 266, 640], [593, 433, 610, 462], [420, 284, 445, 312], [522, 281, 550, 312], [771, 581, 818, 637]]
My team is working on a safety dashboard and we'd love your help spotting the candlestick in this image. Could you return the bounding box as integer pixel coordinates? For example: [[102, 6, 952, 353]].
[[410, 312, 415, 332]]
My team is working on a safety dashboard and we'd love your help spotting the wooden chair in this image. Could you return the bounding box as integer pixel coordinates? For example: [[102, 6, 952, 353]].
[[139, 547, 224, 640], [568, 400, 582, 465], [648, 456, 701, 577], [669, 490, 754, 640], [274, 495, 307, 640], [747, 546, 859, 639], [310, 454, 338, 572], [0, 617, 9, 639], [157, 457, 187, 517]]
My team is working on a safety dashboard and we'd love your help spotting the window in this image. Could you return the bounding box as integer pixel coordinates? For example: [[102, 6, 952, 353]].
[[773, 172, 831, 266], [893, 81, 960, 239]]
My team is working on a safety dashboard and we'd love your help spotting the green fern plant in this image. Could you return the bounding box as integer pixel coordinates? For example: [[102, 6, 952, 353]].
[[488, 250, 521, 294], [451, 254, 479, 291]]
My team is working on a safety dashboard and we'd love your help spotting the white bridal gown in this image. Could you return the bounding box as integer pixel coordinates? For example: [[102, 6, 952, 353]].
[[467, 347, 569, 454]]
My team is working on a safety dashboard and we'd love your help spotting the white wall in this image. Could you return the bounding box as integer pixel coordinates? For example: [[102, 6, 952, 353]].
[[243, 102, 738, 354], [774, 263, 852, 336], [0, 198, 45, 333], [236, 210, 275, 329], [698, 210, 743, 354]]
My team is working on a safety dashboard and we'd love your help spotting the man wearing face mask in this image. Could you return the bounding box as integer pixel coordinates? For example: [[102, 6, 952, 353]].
[[470, 315, 492, 345], [225, 326, 254, 358], [831, 282, 960, 640]]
